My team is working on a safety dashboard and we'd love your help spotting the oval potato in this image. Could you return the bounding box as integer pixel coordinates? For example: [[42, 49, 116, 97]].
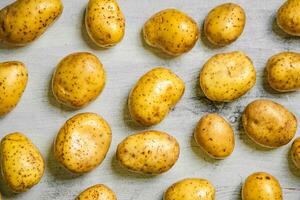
[[291, 137, 300, 169], [75, 184, 117, 200], [277, 0, 300, 36]]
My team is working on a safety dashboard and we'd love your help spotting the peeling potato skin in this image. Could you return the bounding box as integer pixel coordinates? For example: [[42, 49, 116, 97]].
[[291, 137, 300, 169], [75, 184, 117, 200], [277, 0, 300, 36]]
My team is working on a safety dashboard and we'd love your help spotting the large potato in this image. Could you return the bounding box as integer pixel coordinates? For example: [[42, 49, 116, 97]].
[[0, 133, 45, 193], [200, 51, 256, 102], [0, 0, 63, 46], [277, 0, 300, 36], [75, 184, 117, 200], [242, 99, 297, 148], [143, 9, 199, 56], [291, 137, 300, 169], [85, 0, 125, 47], [116, 130, 180, 174], [54, 112, 112, 174]]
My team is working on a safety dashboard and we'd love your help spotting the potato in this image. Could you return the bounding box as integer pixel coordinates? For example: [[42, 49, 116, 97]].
[[242, 99, 297, 148], [194, 113, 235, 159], [52, 52, 106, 108], [291, 137, 300, 169], [200, 51, 256, 102], [75, 184, 117, 200], [128, 67, 185, 126], [267, 52, 300, 92], [164, 178, 215, 200], [0, 61, 28, 116], [204, 3, 246, 46], [0, 133, 45, 193], [116, 130, 180, 174], [0, 0, 63, 46], [143, 9, 199, 56], [54, 112, 112, 174], [277, 0, 300, 36], [85, 0, 125, 47], [242, 172, 282, 200]]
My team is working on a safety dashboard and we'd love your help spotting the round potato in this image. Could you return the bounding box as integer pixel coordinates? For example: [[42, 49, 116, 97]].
[[54, 112, 112, 174], [0, 133, 45, 193], [242, 99, 297, 148], [291, 137, 300, 169], [204, 3, 246, 46], [75, 184, 117, 200], [52, 52, 106, 108], [85, 0, 125, 47], [116, 130, 180, 174], [194, 113, 235, 159], [242, 172, 282, 200], [143, 9, 199, 56], [277, 0, 300, 36], [200, 51, 256, 102], [267, 52, 300, 92], [0, 0, 63, 46]]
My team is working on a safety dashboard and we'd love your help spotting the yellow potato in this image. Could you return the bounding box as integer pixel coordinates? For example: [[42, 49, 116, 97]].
[[242, 99, 297, 148], [143, 9, 199, 56], [204, 3, 246, 46], [164, 178, 215, 200], [0, 133, 45, 193], [277, 0, 300, 36], [85, 0, 125, 47], [52, 52, 106, 108], [242, 172, 282, 200], [0, 0, 63, 46], [291, 137, 300, 169], [54, 112, 112, 174], [200, 51, 256, 102], [0, 61, 28, 116], [116, 130, 180, 174], [267, 52, 300, 92], [128, 67, 185, 126], [194, 113, 235, 159], [75, 184, 117, 200]]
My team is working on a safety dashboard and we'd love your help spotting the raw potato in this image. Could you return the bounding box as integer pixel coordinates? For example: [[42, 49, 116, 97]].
[[143, 9, 199, 56], [267, 52, 300, 92], [277, 0, 300, 36], [291, 137, 300, 169], [242, 99, 297, 148], [0, 133, 45, 193], [128, 67, 185, 126], [204, 3, 246, 46], [52, 52, 106, 108], [116, 130, 180, 174], [164, 178, 215, 200], [200, 51, 256, 102], [85, 0, 125, 47], [76, 184, 117, 200], [54, 112, 112, 174], [0, 61, 28, 116], [194, 113, 235, 159], [242, 172, 283, 200], [0, 0, 63, 46]]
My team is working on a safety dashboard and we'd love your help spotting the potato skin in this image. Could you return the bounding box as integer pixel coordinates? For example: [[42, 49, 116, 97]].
[[242, 99, 297, 148], [277, 0, 300, 36], [200, 51, 256, 102], [194, 113, 235, 159], [267, 52, 300, 92], [143, 9, 199, 56], [75, 184, 117, 200], [116, 130, 180, 174], [0, 0, 63, 46], [54, 113, 112, 174], [52, 52, 106, 108], [204, 3, 246, 46], [85, 0, 125, 47], [0, 133, 45, 193], [291, 137, 300, 169]]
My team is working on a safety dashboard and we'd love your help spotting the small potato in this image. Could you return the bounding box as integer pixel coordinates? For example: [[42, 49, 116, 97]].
[[128, 67, 185, 126], [0, 0, 63, 46], [164, 178, 215, 200], [52, 52, 106, 108], [54, 112, 112, 174], [242, 99, 297, 148], [0, 133, 45, 193], [85, 0, 125, 47], [116, 130, 180, 174], [194, 113, 235, 159], [75, 184, 117, 200], [143, 9, 199, 56], [204, 3, 246, 46], [291, 137, 300, 169], [267, 52, 300, 92], [0, 61, 28, 116], [200, 51, 256, 102], [277, 0, 300, 36], [242, 172, 282, 200]]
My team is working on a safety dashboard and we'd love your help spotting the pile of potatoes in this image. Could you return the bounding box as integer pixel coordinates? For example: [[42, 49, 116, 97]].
[[0, 0, 300, 199]]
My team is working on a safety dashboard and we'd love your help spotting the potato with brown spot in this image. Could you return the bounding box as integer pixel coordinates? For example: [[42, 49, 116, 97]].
[[116, 130, 180, 174], [54, 112, 112, 174], [75, 184, 117, 200], [291, 137, 300, 169], [277, 0, 300, 36]]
